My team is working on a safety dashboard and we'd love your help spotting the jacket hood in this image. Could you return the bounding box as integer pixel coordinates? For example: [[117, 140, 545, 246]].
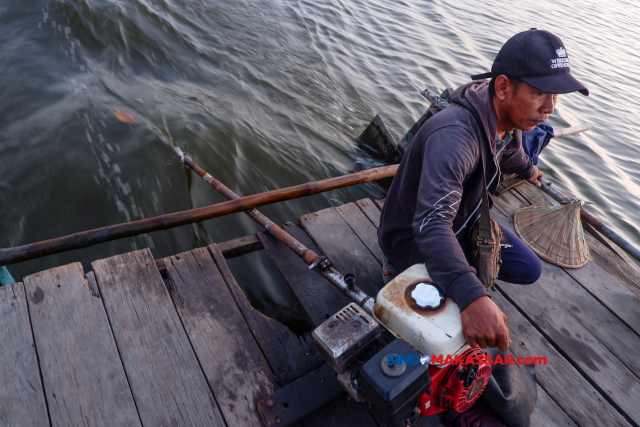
[[449, 81, 498, 154]]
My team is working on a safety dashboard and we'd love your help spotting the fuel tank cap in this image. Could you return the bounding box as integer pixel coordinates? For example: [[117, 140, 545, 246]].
[[411, 283, 444, 310]]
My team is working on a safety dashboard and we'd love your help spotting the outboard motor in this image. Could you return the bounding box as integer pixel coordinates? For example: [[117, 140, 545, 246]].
[[312, 264, 491, 426]]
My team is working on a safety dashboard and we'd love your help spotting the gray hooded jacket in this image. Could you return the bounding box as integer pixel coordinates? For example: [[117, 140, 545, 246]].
[[377, 81, 535, 310]]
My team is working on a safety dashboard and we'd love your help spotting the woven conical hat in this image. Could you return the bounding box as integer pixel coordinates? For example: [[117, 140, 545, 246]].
[[514, 200, 589, 268]]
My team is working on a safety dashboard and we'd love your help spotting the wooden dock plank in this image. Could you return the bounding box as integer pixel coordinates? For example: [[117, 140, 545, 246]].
[[355, 198, 382, 228], [165, 247, 279, 426], [0, 282, 49, 427], [562, 256, 640, 337], [531, 262, 640, 379], [218, 234, 264, 259], [92, 249, 225, 427], [491, 202, 640, 379], [492, 291, 629, 427], [208, 243, 324, 386], [156, 234, 264, 279], [258, 222, 351, 327], [489, 208, 640, 423], [299, 207, 384, 298], [498, 271, 640, 423], [582, 233, 640, 297], [23, 263, 141, 427], [530, 385, 578, 427], [335, 202, 384, 264]]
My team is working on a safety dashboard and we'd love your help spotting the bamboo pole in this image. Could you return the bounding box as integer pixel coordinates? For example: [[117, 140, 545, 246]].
[[177, 149, 376, 313], [0, 165, 397, 267]]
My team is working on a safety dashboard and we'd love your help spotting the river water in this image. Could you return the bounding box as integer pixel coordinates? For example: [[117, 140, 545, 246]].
[[1, 0, 639, 327]]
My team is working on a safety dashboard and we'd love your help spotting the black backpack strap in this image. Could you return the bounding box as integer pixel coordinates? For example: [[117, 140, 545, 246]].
[[467, 109, 493, 242]]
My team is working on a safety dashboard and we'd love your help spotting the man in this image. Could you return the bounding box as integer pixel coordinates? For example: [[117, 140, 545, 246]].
[[377, 29, 588, 424]]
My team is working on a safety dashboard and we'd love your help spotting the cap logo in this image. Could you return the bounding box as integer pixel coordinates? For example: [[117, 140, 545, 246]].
[[551, 47, 570, 69]]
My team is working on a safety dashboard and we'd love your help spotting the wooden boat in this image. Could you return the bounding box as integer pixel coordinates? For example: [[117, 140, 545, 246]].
[[0, 91, 639, 426]]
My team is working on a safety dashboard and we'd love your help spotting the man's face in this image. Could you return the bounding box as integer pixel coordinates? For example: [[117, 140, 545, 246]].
[[501, 81, 558, 132]]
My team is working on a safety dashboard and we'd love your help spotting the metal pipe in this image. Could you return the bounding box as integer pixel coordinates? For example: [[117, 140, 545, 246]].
[[538, 179, 640, 263], [180, 155, 318, 264], [0, 165, 398, 267], [178, 149, 376, 314]]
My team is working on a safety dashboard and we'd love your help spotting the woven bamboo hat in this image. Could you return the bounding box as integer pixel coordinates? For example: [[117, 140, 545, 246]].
[[514, 200, 589, 268]]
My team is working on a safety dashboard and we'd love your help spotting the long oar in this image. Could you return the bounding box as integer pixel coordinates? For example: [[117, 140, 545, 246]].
[[538, 179, 640, 263], [173, 148, 376, 313], [0, 165, 396, 269]]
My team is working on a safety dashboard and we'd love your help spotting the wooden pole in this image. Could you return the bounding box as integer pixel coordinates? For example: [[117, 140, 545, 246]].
[[0, 165, 397, 266], [178, 149, 376, 313], [552, 123, 592, 138]]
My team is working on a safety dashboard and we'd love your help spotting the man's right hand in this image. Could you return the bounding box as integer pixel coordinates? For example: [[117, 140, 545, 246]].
[[461, 296, 510, 351]]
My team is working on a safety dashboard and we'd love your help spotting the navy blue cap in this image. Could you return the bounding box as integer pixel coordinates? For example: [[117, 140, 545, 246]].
[[472, 29, 588, 96]]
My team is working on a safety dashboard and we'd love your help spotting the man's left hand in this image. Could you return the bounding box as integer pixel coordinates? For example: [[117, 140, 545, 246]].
[[525, 166, 543, 187]]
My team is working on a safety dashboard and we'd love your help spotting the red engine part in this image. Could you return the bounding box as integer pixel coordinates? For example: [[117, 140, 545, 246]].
[[418, 347, 492, 416]]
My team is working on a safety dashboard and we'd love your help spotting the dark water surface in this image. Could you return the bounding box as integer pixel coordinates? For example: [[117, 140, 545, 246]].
[[2, 0, 639, 327]]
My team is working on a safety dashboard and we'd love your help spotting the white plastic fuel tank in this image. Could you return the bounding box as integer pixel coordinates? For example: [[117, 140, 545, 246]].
[[374, 264, 467, 361]]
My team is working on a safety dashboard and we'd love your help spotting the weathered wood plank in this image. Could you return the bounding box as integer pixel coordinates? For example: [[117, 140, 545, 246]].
[[530, 385, 578, 427], [218, 234, 264, 259], [156, 234, 264, 279], [335, 202, 384, 264], [491, 208, 640, 423], [0, 282, 49, 427], [563, 255, 640, 338], [373, 199, 384, 211], [208, 243, 324, 386], [492, 291, 629, 427], [355, 198, 382, 228], [584, 233, 640, 295], [165, 247, 279, 426], [92, 249, 225, 427], [23, 264, 141, 427], [511, 181, 557, 207], [514, 183, 640, 295], [258, 223, 351, 327], [299, 207, 384, 298], [492, 206, 640, 378], [592, 229, 640, 277]]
